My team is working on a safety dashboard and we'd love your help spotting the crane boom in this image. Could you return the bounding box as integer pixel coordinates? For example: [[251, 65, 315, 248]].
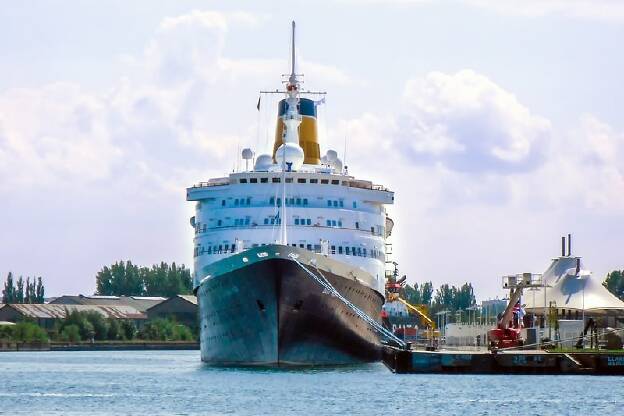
[[396, 297, 436, 329]]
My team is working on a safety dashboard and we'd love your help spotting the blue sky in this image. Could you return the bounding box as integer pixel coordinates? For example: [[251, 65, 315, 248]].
[[1, 1, 623, 299]]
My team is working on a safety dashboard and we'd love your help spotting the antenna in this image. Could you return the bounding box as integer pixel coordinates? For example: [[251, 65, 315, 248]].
[[289, 21, 296, 85]]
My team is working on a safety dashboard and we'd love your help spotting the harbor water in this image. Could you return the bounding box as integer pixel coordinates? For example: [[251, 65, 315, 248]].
[[1, 350, 623, 415]]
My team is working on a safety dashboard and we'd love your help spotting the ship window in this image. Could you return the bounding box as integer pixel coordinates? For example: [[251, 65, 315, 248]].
[[331, 245, 336, 254], [338, 220, 343, 227], [218, 245, 223, 252], [234, 219, 239, 226], [357, 248, 362, 256], [321, 179, 329, 184], [339, 200, 344, 207], [245, 217, 250, 225], [353, 201, 357, 208], [207, 247, 212, 254], [363, 248, 367, 257], [252, 243, 259, 248], [270, 218, 275, 225], [289, 198, 294, 205], [314, 244, 321, 252], [346, 247, 351, 255], [326, 220, 331, 226], [297, 178, 306, 183], [327, 200, 332, 207], [264, 218, 269, 225], [239, 178, 247, 183], [250, 178, 258, 183], [277, 198, 282, 206], [299, 244, 304, 248], [272, 178, 280, 183], [270, 196, 275, 205], [303, 198, 308, 205], [296, 198, 301, 205], [331, 220, 337, 227], [307, 244, 312, 250], [371, 226, 375, 234], [235, 199, 239, 206], [260, 177, 268, 183], [221, 200, 226, 206], [352, 247, 357, 256], [331, 180, 339, 185], [355, 222, 359, 229], [246, 197, 251, 205], [286, 177, 293, 183], [333, 201, 338, 207], [310, 179, 318, 184], [306, 219, 311, 225], [217, 220, 222, 226], [338, 246, 343, 254], [294, 218, 299, 225]]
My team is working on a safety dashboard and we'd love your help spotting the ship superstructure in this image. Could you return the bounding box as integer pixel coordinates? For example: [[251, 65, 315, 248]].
[[188, 22, 395, 365]]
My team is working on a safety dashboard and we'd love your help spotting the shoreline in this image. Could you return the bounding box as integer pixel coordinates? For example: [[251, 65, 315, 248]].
[[0, 341, 199, 352]]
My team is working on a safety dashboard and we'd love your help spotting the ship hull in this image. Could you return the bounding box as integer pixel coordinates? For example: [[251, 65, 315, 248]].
[[196, 246, 384, 366]]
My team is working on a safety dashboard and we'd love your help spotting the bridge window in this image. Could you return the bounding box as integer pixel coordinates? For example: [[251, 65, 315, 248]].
[[286, 178, 293, 183], [260, 177, 268, 183], [239, 178, 247, 184], [272, 178, 280, 183], [297, 178, 306, 183], [321, 179, 329, 184], [331, 180, 339, 185], [250, 178, 258, 183], [310, 179, 318, 184]]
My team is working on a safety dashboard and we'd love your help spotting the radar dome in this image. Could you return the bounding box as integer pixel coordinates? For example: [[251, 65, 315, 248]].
[[321, 155, 328, 165], [275, 143, 304, 171], [242, 148, 254, 160], [326, 150, 338, 162], [254, 154, 273, 171]]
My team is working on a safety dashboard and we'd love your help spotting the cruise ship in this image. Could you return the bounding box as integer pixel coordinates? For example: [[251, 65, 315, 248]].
[[188, 22, 395, 365]]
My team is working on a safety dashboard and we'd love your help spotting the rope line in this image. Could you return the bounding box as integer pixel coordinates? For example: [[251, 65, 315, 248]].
[[291, 255, 407, 348]]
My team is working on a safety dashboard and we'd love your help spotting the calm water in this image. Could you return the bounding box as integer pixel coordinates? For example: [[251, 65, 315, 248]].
[[0, 350, 622, 415]]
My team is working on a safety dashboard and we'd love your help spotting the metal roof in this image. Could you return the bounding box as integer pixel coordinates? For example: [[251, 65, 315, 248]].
[[50, 295, 165, 312], [177, 295, 198, 305], [3, 304, 147, 320]]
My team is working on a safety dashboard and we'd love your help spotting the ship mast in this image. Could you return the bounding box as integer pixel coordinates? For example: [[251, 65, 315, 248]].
[[279, 20, 299, 245]]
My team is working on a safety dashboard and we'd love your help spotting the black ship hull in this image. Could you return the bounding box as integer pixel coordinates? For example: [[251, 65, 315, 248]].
[[196, 245, 384, 365]]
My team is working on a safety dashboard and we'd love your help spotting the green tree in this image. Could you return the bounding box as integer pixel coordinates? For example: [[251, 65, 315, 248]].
[[0, 322, 49, 343], [15, 276, 24, 304], [36, 277, 45, 303], [108, 319, 121, 340], [84, 311, 109, 341], [2, 272, 15, 303], [120, 320, 136, 340], [61, 324, 81, 343], [604, 270, 624, 300]]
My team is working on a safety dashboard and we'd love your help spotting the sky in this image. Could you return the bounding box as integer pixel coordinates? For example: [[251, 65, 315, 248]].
[[1, 0, 623, 300]]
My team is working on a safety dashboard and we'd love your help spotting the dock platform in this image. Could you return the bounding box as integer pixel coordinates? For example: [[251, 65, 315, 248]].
[[382, 346, 624, 375]]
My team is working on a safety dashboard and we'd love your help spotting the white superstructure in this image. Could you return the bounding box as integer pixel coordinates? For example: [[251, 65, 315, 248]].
[[186, 21, 394, 295]]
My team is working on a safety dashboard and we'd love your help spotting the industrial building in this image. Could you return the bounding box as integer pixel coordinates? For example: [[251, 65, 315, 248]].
[[0, 304, 147, 329], [145, 295, 198, 328]]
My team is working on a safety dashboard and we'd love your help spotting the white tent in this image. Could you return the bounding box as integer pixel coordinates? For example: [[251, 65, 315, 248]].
[[524, 256, 624, 314]]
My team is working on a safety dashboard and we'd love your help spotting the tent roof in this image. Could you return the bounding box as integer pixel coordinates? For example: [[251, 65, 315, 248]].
[[524, 256, 624, 312]]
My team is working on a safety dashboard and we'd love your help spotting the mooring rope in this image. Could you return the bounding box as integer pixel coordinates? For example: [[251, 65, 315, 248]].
[[290, 254, 407, 348]]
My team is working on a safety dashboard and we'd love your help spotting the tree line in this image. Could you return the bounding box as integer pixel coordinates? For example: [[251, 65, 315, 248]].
[[402, 281, 477, 315], [604, 270, 624, 301], [2, 272, 45, 304], [96, 261, 192, 297]]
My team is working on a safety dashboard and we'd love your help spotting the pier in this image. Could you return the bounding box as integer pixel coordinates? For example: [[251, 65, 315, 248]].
[[382, 346, 624, 375]]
